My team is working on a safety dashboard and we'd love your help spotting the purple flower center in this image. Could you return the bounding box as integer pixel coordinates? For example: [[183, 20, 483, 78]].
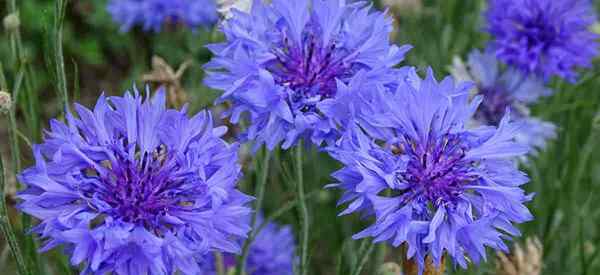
[[518, 13, 559, 51], [475, 86, 513, 125], [397, 133, 476, 207], [81, 143, 204, 230], [267, 29, 360, 113]]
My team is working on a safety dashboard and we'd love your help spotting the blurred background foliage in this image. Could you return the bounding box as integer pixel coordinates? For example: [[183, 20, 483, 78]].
[[1, 0, 600, 274]]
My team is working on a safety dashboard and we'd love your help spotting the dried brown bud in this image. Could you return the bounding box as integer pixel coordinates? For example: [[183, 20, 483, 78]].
[[3, 13, 20, 32], [403, 255, 445, 275], [496, 237, 543, 275], [0, 91, 12, 114], [142, 56, 191, 108]]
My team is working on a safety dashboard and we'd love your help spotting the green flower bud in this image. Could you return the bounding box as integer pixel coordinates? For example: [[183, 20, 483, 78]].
[[0, 91, 12, 114], [3, 13, 20, 32], [378, 262, 402, 275]]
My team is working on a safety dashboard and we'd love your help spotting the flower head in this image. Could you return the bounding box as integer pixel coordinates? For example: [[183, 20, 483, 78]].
[[107, 0, 218, 32], [17, 88, 252, 274], [485, 0, 599, 82], [450, 50, 556, 152], [202, 216, 296, 275], [204, 0, 411, 150], [328, 70, 534, 273]]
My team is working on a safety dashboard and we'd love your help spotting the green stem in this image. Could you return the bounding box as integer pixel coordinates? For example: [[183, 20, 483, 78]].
[[215, 252, 226, 275], [351, 240, 375, 275], [6, 0, 39, 140], [253, 190, 319, 238], [236, 150, 271, 275], [0, 157, 31, 275], [295, 144, 310, 275], [372, 244, 387, 274], [54, 0, 69, 115], [4, 2, 40, 273], [0, 62, 22, 175]]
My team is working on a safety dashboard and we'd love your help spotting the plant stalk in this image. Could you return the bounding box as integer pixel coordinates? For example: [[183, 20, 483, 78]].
[[236, 150, 271, 275], [295, 143, 310, 275], [0, 157, 31, 275]]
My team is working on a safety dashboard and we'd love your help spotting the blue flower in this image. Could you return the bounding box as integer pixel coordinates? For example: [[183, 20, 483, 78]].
[[327, 70, 534, 274], [450, 49, 556, 152], [485, 0, 599, 82], [107, 0, 218, 32], [17, 88, 253, 275], [204, 0, 411, 150], [201, 216, 296, 275]]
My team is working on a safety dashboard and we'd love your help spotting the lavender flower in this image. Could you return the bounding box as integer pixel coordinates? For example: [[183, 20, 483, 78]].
[[204, 0, 411, 150], [202, 216, 296, 275], [17, 88, 252, 274], [450, 50, 556, 152], [107, 0, 218, 32], [485, 0, 599, 82], [328, 70, 534, 273]]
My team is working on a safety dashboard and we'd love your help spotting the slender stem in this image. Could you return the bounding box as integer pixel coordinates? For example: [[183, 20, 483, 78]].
[[351, 240, 375, 275], [215, 252, 226, 275], [253, 190, 319, 238], [10, 66, 24, 160], [372, 244, 387, 274], [7, 0, 40, 141], [295, 143, 310, 275], [0, 62, 21, 175], [5, 2, 41, 272], [236, 150, 271, 275], [0, 157, 31, 275], [54, 0, 69, 115]]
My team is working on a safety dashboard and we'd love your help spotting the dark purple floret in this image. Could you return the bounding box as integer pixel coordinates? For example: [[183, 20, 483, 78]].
[[399, 133, 475, 208], [269, 33, 357, 103], [474, 86, 513, 125]]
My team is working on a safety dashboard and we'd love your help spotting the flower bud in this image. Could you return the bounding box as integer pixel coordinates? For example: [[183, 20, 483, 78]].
[[377, 262, 402, 275], [317, 190, 331, 203], [496, 237, 542, 275], [0, 91, 12, 114], [217, 0, 252, 19], [3, 13, 20, 32], [592, 23, 600, 35]]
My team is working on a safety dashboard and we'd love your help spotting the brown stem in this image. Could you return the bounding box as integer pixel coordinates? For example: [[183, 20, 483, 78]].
[[401, 244, 446, 275], [403, 254, 445, 275]]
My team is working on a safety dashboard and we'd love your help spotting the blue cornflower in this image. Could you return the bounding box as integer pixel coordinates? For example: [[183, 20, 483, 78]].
[[107, 0, 218, 32], [17, 88, 252, 275], [450, 49, 556, 152], [201, 216, 296, 275], [485, 0, 599, 82], [204, 0, 411, 150], [327, 70, 534, 273]]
